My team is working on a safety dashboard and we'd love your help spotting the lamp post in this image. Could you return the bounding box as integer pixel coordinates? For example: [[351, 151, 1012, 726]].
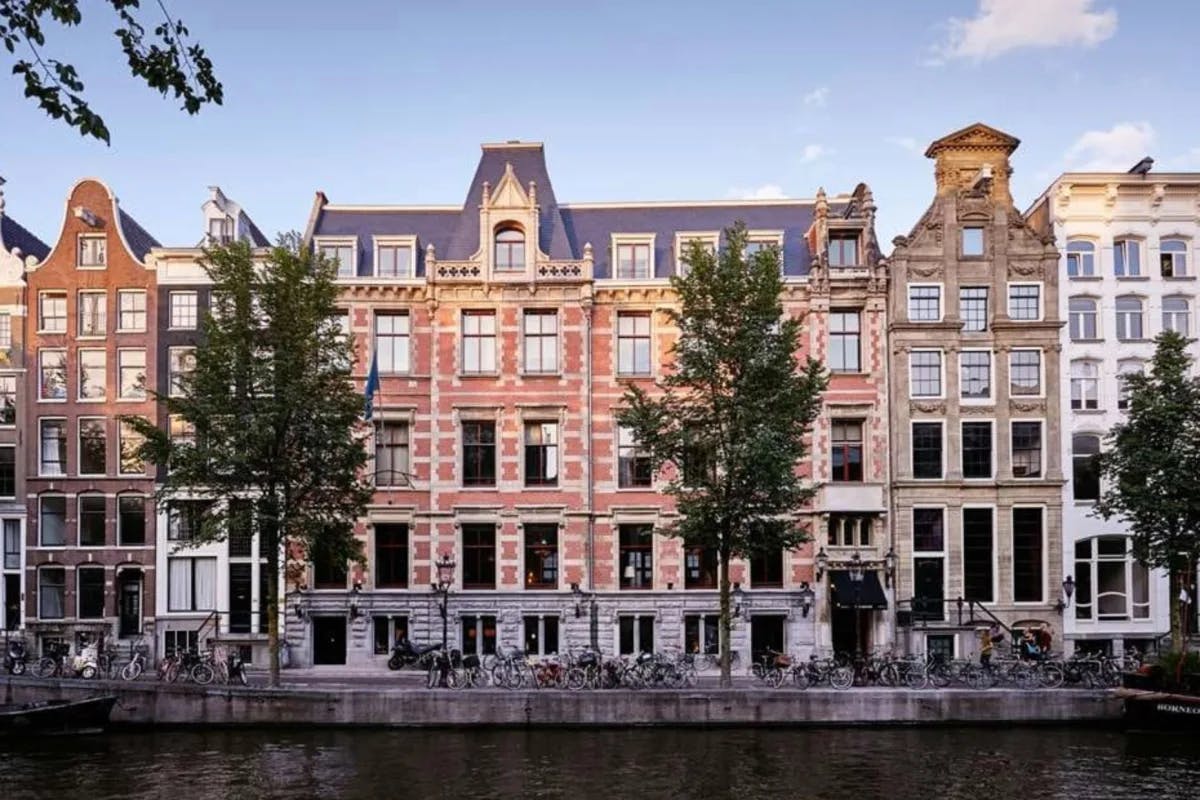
[[849, 551, 864, 659], [430, 553, 456, 650]]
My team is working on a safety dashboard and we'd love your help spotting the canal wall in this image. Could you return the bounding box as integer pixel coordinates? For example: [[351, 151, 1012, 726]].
[[1, 677, 1122, 728]]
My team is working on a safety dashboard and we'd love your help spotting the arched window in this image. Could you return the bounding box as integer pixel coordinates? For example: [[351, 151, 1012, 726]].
[[493, 226, 525, 272], [1114, 237, 1141, 277], [1115, 296, 1144, 341], [1070, 361, 1099, 411], [1163, 296, 1190, 335], [1068, 296, 1098, 340], [1116, 359, 1144, 411], [1073, 536, 1151, 621], [1161, 239, 1188, 277], [1066, 240, 1095, 277], [1071, 434, 1101, 501]]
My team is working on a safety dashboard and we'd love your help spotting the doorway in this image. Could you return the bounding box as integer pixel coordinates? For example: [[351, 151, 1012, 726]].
[[312, 616, 347, 665], [229, 564, 252, 633], [749, 615, 786, 665], [118, 571, 142, 638], [2, 574, 18, 630], [831, 606, 869, 658]]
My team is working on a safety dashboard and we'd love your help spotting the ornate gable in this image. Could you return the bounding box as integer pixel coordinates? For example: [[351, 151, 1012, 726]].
[[487, 163, 533, 210], [924, 123, 1020, 159]]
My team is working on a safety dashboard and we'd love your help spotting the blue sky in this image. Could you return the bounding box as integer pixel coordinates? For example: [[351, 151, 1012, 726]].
[[1, 0, 1196, 248]]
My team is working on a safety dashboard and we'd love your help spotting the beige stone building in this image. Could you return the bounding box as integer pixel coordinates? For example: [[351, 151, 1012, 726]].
[[888, 124, 1066, 658]]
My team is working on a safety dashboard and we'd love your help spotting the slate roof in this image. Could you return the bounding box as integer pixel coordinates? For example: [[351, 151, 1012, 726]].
[[240, 212, 271, 247], [0, 213, 50, 261], [118, 208, 161, 262], [310, 142, 824, 278]]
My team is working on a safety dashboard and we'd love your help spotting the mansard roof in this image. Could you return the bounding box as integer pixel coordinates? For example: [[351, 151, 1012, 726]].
[[0, 213, 50, 261], [307, 142, 855, 279]]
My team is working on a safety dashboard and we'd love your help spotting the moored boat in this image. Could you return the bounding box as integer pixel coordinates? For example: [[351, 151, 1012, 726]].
[[0, 696, 118, 735]]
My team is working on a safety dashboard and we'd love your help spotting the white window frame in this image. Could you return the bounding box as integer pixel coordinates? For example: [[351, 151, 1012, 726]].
[[911, 506, 947, 617], [117, 348, 147, 401], [615, 310, 653, 377], [1008, 349, 1044, 398], [1065, 239, 1097, 278], [908, 349, 944, 399], [959, 418, 995, 481], [610, 234, 656, 281], [910, 420, 945, 480], [907, 283, 943, 323], [315, 236, 358, 280], [168, 291, 199, 330], [1073, 535, 1152, 622], [1113, 237, 1142, 278], [77, 234, 107, 268], [77, 290, 107, 338], [674, 231, 719, 276], [38, 348, 67, 402], [168, 346, 195, 398], [960, 504, 998, 603], [77, 416, 107, 477], [373, 311, 411, 375], [746, 230, 785, 272], [1160, 238, 1189, 278], [117, 289, 147, 333], [38, 291, 67, 333], [38, 417, 67, 477], [372, 235, 418, 280], [38, 495, 67, 548], [1070, 360, 1101, 411], [521, 308, 560, 375], [959, 286, 989, 333], [460, 309, 497, 376], [1068, 296, 1100, 341], [1162, 296, 1191, 336], [118, 418, 146, 477], [1115, 295, 1146, 341], [958, 349, 993, 403], [77, 348, 107, 402], [1006, 282, 1043, 322], [1009, 418, 1045, 480]]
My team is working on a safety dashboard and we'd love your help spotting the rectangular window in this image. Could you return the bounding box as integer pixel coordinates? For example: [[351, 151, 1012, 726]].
[[461, 311, 496, 374], [168, 348, 195, 397], [118, 349, 146, 399], [911, 422, 943, 479], [1114, 239, 1141, 277], [319, 243, 355, 278], [523, 421, 558, 487], [77, 291, 106, 335], [78, 235, 106, 267], [618, 614, 655, 655], [78, 417, 107, 476], [960, 421, 993, 479], [376, 244, 414, 278], [827, 515, 872, 547], [1012, 508, 1044, 603], [827, 232, 859, 267], [374, 313, 410, 374], [1011, 421, 1043, 478], [169, 291, 198, 329], [1161, 240, 1188, 278], [751, 549, 783, 588], [523, 616, 560, 656], [523, 523, 558, 589], [617, 426, 652, 488], [0, 313, 9, 349], [222, 499, 251, 558], [118, 495, 146, 546], [1009, 350, 1041, 396], [522, 310, 558, 374], [685, 547, 718, 589], [910, 351, 942, 397], [3, 519, 19, 569], [78, 349, 106, 400], [39, 419, 66, 475], [460, 615, 497, 656], [908, 286, 941, 322], [830, 421, 863, 482], [462, 523, 496, 589], [208, 217, 232, 244], [0, 375, 13, 425], [167, 501, 206, 542], [0, 447, 13, 498], [39, 495, 66, 546], [961, 227, 984, 256], [374, 524, 409, 589], [962, 508, 994, 602], [617, 312, 652, 375], [615, 242, 651, 280], [117, 290, 147, 332], [78, 495, 106, 547], [1069, 298, 1098, 340], [38, 567, 66, 619], [373, 615, 409, 656], [461, 421, 496, 487], [619, 524, 653, 589], [912, 508, 944, 552], [311, 537, 347, 589], [960, 287, 988, 332], [1007, 285, 1040, 320], [959, 351, 991, 400], [119, 420, 145, 475], [828, 310, 861, 372], [375, 421, 410, 487], [168, 557, 218, 611], [39, 349, 67, 400], [39, 292, 67, 332]]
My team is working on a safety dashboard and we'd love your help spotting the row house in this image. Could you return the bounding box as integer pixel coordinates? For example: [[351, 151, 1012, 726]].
[[23, 178, 162, 656], [1027, 168, 1198, 655], [888, 124, 1066, 660], [0, 178, 49, 636], [294, 141, 889, 668]]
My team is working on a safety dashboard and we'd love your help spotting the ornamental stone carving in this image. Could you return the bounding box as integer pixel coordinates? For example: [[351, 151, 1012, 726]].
[[1011, 400, 1044, 413], [910, 264, 942, 279], [912, 401, 947, 414]]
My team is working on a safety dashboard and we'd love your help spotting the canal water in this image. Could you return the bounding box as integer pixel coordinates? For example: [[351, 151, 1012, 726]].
[[2, 727, 1199, 799]]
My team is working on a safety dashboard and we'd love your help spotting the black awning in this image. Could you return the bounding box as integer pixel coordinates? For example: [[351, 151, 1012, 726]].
[[830, 570, 889, 610]]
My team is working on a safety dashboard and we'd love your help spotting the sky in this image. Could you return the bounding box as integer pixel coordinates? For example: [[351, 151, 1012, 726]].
[[1, 0, 1197, 250]]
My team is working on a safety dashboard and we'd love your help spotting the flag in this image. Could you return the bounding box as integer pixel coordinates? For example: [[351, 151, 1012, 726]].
[[364, 350, 380, 421]]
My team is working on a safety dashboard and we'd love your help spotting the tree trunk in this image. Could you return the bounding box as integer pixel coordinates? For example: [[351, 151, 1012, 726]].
[[718, 544, 732, 688], [1171, 565, 1183, 655], [267, 539, 281, 689]]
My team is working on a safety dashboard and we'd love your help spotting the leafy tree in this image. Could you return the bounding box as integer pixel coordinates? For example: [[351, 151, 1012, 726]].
[[1095, 330, 1200, 652], [0, 0, 222, 143], [129, 239, 371, 687], [616, 223, 828, 687]]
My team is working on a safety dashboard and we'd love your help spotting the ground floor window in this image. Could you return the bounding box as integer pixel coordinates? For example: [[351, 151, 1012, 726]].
[[618, 614, 654, 655], [373, 615, 409, 655], [38, 635, 66, 659], [1074, 639, 1112, 656], [926, 634, 955, 663], [684, 613, 720, 655], [750, 615, 785, 665], [461, 614, 497, 656], [163, 630, 198, 658], [523, 615, 559, 655], [1073, 536, 1150, 621]]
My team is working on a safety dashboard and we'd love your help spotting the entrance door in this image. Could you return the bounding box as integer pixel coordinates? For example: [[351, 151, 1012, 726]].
[[118, 573, 142, 638], [749, 615, 786, 665], [229, 564, 252, 633], [3, 574, 19, 630], [312, 616, 347, 665], [831, 605, 862, 658]]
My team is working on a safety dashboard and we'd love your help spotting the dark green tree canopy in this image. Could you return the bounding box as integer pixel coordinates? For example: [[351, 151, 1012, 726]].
[[1, 0, 222, 143]]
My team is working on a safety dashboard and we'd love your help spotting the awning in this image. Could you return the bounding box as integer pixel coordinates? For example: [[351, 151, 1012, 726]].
[[830, 570, 889, 610]]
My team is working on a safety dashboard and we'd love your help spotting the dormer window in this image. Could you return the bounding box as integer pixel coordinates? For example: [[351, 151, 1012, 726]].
[[494, 226, 525, 272], [316, 240, 356, 278], [78, 235, 106, 268], [208, 217, 233, 245], [828, 231, 860, 267], [614, 238, 653, 280], [376, 242, 414, 278]]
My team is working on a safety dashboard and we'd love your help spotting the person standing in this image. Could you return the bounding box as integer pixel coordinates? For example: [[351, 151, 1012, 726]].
[[979, 628, 994, 668]]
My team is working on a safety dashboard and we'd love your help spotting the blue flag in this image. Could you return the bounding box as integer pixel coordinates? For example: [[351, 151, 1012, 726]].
[[364, 350, 380, 420]]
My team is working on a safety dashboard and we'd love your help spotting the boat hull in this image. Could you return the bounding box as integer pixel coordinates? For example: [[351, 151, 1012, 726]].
[[0, 696, 118, 735]]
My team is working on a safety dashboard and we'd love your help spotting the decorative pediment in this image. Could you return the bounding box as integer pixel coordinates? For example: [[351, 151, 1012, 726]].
[[924, 123, 1020, 158], [485, 162, 534, 210]]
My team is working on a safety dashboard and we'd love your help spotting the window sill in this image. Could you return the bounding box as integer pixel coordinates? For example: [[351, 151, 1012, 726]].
[[458, 372, 500, 379], [115, 397, 148, 403], [523, 586, 560, 592], [1070, 338, 1105, 344], [78, 473, 107, 479], [77, 335, 107, 341], [1163, 275, 1196, 281], [37, 330, 68, 335], [1115, 275, 1150, 281], [37, 399, 67, 404], [167, 326, 198, 332], [1073, 500, 1098, 507], [77, 398, 107, 404], [1071, 408, 1104, 415], [1116, 339, 1152, 344], [615, 485, 655, 492], [459, 485, 500, 491], [829, 370, 869, 377], [115, 329, 148, 335], [520, 372, 564, 379], [1068, 275, 1102, 281], [616, 373, 654, 380]]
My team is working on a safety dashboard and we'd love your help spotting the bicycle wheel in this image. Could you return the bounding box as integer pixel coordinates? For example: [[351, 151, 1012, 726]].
[[830, 666, 854, 690], [905, 667, 929, 690], [35, 657, 57, 678], [765, 667, 785, 689], [565, 667, 587, 690], [192, 663, 215, 685], [121, 660, 143, 681], [1039, 663, 1065, 689], [928, 663, 951, 689], [1013, 664, 1038, 690], [964, 665, 991, 690], [792, 668, 812, 690], [444, 669, 460, 690], [11, 660, 26, 676]]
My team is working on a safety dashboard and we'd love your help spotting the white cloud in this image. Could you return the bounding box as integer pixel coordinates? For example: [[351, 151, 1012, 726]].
[[932, 0, 1117, 62], [1065, 122, 1155, 171], [800, 144, 828, 164], [886, 136, 920, 153], [732, 184, 789, 200], [803, 87, 829, 107]]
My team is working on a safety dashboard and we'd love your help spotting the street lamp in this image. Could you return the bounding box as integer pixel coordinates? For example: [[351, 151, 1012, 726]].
[[797, 581, 815, 618], [430, 553, 456, 649], [849, 551, 864, 659]]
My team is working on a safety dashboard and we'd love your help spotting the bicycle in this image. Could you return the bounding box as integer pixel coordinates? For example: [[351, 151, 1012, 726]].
[[35, 641, 68, 678], [121, 639, 149, 681]]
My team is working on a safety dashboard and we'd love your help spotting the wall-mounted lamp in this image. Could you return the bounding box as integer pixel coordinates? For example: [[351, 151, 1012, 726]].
[[816, 547, 829, 582], [571, 581, 593, 618], [732, 582, 744, 619], [349, 580, 363, 618], [884, 547, 897, 588], [797, 581, 815, 618], [1056, 575, 1076, 614]]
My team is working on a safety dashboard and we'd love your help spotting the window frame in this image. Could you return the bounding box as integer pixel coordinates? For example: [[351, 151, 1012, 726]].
[[77, 348, 106, 401], [0, 445, 14, 499], [907, 284, 943, 323], [374, 418, 411, 488], [616, 310, 653, 377], [959, 286, 988, 333], [1009, 349, 1043, 397], [830, 420, 864, 483], [372, 235, 418, 279], [374, 311, 412, 375], [493, 226, 526, 273], [1065, 239, 1096, 278], [77, 416, 107, 477], [1160, 238, 1189, 278], [909, 349, 944, 399], [77, 289, 107, 337], [910, 420, 944, 480], [1072, 433, 1102, 503], [117, 348, 147, 400], [521, 309, 560, 375], [961, 505, 996, 603], [116, 289, 148, 333], [961, 226, 985, 257], [38, 565, 66, 619], [118, 418, 146, 477], [315, 236, 358, 279], [117, 494, 146, 546], [373, 523, 410, 589], [1068, 296, 1099, 341], [168, 346, 195, 398], [1011, 506, 1045, 604], [77, 234, 107, 268], [1006, 282, 1042, 321], [617, 425, 653, 489], [1113, 237, 1142, 278], [611, 234, 656, 281], [827, 231, 861, 267], [674, 231, 718, 276], [960, 420, 994, 480], [38, 494, 67, 547], [1070, 360, 1100, 411], [77, 494, 107, 548], [618, 523, 654, 590], [461, 420, 497, 488], [522, 523, 559, 590], [1115, 295, 1146, 341], [958, 349, 992, 403], [1162, 296, 1191, 336], [38, 291, 67, 334], [522, 420, 559, 488], [168, 291, 199, 330], [828, 309, 862, 373], [38, 417, 67, 476], [1010, 420, 1044, 479], [461, 522, 497, 590], [460, 310, 497, 376]]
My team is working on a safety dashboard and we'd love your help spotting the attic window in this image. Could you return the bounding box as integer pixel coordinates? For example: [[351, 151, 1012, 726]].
[[78, 235, 106, 268], [494, 226, 525, 272], [961, 227, 984, 257], [828, 232, 860, 267], [208, 217, 233, 245]]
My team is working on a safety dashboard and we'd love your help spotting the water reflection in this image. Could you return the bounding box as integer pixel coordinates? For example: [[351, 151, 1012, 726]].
[[2, 727, 1199, 800]]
